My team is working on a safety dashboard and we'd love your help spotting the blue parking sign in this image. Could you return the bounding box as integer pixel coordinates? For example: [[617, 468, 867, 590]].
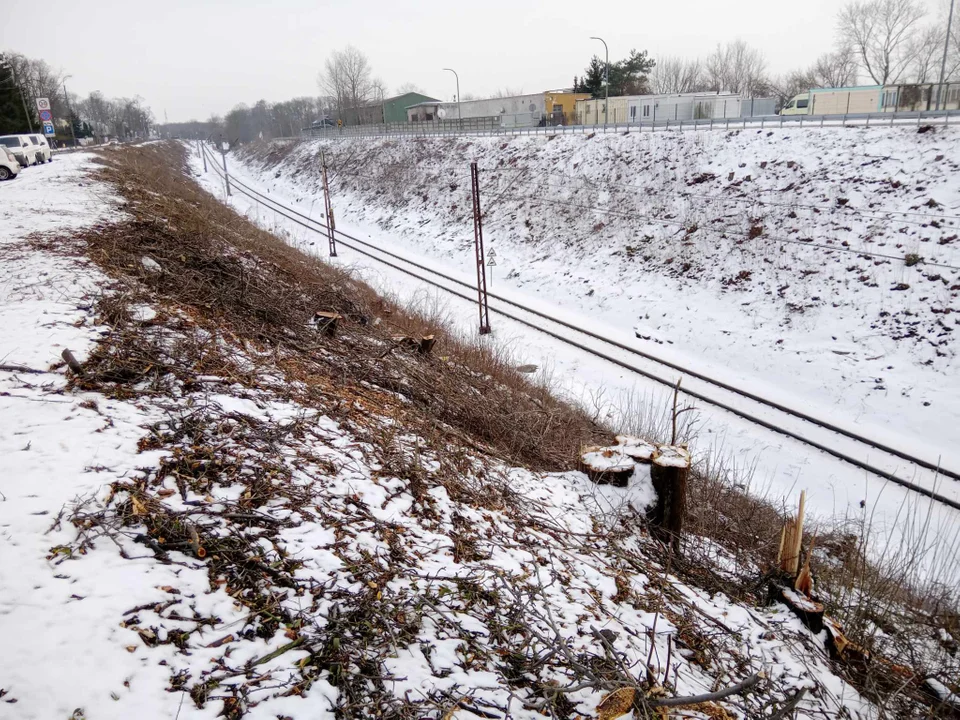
[[42, 122, 55, 136]]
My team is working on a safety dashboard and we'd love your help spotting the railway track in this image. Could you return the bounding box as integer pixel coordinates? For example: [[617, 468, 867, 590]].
[[199, 144, 960, 511]]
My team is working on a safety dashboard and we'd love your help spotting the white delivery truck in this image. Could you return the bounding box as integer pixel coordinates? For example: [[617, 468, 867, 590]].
[[779, 86, 883, 116]]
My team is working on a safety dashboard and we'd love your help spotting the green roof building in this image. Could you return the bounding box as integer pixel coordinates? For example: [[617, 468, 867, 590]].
[[354, 92, 441, 126], [379, 92, 440, 124]]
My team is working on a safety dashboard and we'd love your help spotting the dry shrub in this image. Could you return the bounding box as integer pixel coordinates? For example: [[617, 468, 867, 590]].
[[83, 141, 606, 470]]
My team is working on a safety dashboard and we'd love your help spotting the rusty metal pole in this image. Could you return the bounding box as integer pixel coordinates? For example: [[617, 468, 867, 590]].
[[321, 150, 337, 257], [219, 134, 231, 197], [470, 162, 492, 335]]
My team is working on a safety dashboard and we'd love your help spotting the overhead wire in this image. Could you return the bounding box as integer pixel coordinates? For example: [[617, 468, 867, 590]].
[[196, 143, 960, 502]]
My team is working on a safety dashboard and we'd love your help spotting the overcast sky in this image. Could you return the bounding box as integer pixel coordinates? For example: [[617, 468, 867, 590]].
[[0, 0, 949, 122]]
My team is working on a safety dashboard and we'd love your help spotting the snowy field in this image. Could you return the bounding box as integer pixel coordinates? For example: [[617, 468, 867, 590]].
[[211, 130, 960, 582], [0, 149, 918, 719]]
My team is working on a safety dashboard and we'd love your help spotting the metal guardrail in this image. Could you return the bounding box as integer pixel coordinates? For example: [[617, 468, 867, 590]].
[[297, 109, 959, 141]]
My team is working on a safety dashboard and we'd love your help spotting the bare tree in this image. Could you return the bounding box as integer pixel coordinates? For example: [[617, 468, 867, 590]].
[[909, 25, 945, 83], [838, 0, 926, 84], [651, 56, 704, 94], [812, 48, 859, 87], [766, 69, 819, 107], [318, 46, 374, 125], [704, 41, 768, 95], [396, 82, 426, 95], [370, 77, 388, 102]]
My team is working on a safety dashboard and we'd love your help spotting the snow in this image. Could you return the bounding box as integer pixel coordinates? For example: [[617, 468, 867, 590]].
[[0, 148, 909, 719], [207, 132, 960, 583], [652, 444, 691, 468], [581, 447, 635, 472]]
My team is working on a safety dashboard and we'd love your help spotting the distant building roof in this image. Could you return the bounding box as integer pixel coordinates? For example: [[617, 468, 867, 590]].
[[384, 92, 439, 104], [405, 100, 447, 109]]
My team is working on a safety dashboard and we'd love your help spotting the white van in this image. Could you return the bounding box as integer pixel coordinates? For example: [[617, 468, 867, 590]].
[[0, 135, 36, 167], [26, 134, 52, 163], [779, 94, 811, 116], [0, 146, 21, 181]]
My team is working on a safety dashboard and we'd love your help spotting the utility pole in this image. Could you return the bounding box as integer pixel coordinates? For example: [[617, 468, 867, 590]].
[[938, 0, 956, 111], [443, 68, 462, 131], [219, 134, 231, 197], [470, 162, 491, 335], [590, 36, 609, 131], [321, 150, 337, 257], [63, 78, 78, 147], [199, 140, 207, 173]]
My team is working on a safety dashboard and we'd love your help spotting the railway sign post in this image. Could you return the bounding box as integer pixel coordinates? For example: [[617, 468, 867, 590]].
[[36, 98, 56, 136], [486, 247, 497, 287]]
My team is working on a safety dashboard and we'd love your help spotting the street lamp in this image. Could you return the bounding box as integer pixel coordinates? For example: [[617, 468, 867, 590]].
[[442, 68, 461, 130], [937, 0, 956, 111], [62, 75, 78, 148], [589, 36, 609, 130]]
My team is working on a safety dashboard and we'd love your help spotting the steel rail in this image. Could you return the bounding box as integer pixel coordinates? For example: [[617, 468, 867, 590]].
[[199, 145, 960, 509]]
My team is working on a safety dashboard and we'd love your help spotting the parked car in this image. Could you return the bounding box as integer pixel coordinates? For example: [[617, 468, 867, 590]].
[[0, 147, 21, 181], [0, 135, 35, 167], [26, 134, 52, 163]]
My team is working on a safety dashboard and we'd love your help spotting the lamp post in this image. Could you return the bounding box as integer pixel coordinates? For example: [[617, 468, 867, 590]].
[[589, 36, 609, 130], [937, 0, 956, 111], [63, 76, 78, 148], [443, 67, 461, 130]]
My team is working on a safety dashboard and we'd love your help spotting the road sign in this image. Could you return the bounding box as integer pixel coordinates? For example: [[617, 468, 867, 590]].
[[39, 110, 52, 122], [36, 97, 51, 111], [42, 122, 55, 136], [486, 248, 497, 266]]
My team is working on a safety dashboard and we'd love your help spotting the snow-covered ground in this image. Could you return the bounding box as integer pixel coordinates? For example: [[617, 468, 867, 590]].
[[0, 156, 190, 717], [210, 132, 960, 583], [236, 129, 960, 464], [1, 148, 919, 719]]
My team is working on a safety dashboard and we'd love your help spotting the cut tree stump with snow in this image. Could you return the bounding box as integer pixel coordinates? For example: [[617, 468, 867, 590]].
[[580, 447, 635, 487], [648, 445, 690, 551], [392, 335, 437, 355], [614, 435, 657, 463], [311, 311, 341, 337], [771, 584, 825, 634]]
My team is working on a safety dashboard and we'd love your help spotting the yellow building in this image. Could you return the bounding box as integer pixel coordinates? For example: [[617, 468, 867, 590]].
[[543, 90, 591, 124]]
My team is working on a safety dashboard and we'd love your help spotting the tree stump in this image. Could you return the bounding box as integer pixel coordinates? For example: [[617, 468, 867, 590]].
[[648, 445, 690, 551], [391, 335, 437, 355], [770, 584, 825, 634], [312, 311, 341, 337], [580, 447, 635, 488], [614, 435, 657, 463], [418, 335, 436, 355]]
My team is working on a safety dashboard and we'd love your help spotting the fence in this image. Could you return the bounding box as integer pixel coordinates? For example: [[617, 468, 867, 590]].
[[298, 107, 959, 142]]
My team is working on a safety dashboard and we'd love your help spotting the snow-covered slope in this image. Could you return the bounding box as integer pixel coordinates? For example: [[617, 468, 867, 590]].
[[236, 128, 960, 463], [2, 145, 956, 720]]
